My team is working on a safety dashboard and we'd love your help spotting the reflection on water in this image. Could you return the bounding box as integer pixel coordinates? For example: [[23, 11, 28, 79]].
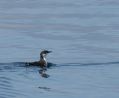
[[38, 86, 51, 91], [0, 60, 119, 98]]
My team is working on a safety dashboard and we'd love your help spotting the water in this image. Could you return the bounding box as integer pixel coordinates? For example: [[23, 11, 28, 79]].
[[0, 0, 119, 98]]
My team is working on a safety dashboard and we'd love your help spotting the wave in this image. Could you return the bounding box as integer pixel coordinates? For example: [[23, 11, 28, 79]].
[[0, 61, 119, 71], [60, 61, 119, 67]]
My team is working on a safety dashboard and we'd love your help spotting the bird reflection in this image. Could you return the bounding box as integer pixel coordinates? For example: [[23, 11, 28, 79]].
[[39, 69, 50, 78]]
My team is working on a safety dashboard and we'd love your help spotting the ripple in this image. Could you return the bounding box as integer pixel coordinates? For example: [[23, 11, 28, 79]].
[[0, 76, 27, 98], [38, 86, 73, 94], [0, 61, 118, 71], [60, 61, 119, 67], [38, 86, 51, 91]]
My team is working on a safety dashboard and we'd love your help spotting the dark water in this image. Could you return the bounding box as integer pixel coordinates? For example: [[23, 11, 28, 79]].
[[0, 0, 119, 98]]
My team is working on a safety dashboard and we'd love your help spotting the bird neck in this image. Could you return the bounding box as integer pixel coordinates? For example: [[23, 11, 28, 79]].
[[40, 54, 47, 62]]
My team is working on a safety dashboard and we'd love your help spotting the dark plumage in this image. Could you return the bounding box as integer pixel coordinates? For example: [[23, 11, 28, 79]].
[[26, 50, 52, 69]]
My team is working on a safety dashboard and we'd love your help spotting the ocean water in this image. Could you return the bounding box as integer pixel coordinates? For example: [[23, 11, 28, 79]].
[[0, 0, 119, 98]]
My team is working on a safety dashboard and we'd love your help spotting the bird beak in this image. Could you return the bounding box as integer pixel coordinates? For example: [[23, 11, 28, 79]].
[[47, 51, 52, 53]]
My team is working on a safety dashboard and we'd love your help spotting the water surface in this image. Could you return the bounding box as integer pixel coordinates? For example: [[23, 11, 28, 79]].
[[0, 0, 119, 98]]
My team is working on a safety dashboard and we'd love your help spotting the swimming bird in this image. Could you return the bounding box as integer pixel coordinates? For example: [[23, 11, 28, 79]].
[[39, 50, 52, 69], [26, 50, 52, 69]]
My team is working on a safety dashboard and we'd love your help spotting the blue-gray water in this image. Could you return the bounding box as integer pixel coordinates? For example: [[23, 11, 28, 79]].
[[0, 0, 119, 98]]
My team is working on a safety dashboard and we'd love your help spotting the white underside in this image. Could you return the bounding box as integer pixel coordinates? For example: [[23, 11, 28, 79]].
[[43, 57, 47, 66]]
